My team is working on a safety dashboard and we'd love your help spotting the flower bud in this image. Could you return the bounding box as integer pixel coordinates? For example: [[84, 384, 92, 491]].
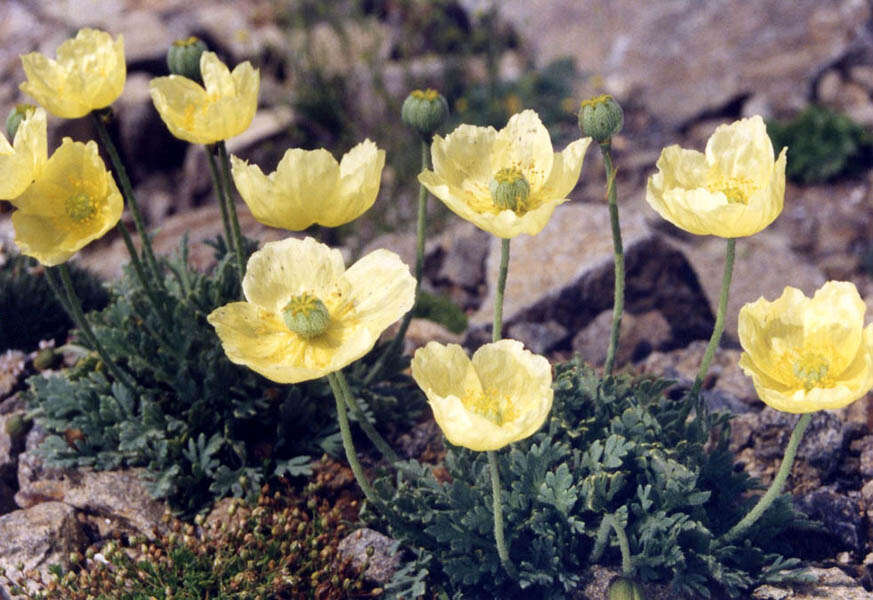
[[608, 576, 646, 600], [166, 36, 209, 82], [401, 88, 449, 140], [578, 94, 623, 143], [6, 104, 35, 140]]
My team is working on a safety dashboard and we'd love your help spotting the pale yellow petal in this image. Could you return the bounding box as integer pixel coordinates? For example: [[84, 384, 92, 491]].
[[327, 139, 385, 226], [20, 29, 125, 119], [535, 137, 592, 202], [492, 110, 554, 190], [429, 125, 497, 196], [149, 76, 212, 143], [428, 394, 514, 451], [10, 212, 71, 266], [0, 107, 47, 200], [705, 115, 774, 182], [738, 287, 808, 385], [412, 342, 482, 401], [231, 154, 311, 231], [242, 237, 346, 313], [802, 281, 866, 374], [342, 248, 415, 335]]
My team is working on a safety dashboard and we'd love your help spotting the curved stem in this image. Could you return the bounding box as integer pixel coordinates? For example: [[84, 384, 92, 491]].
[[493, 238, 511, 342], [56, 265, 136, 397], [600, 142, 625, 375], [91, 111, 163, 285], [365, 140, 430, 385], [205, 146, 234, 261], [689, 237, 736, 415], [609, 515, 633, 577], [487, 450, 516, 578], [720, 413, 811, 545], [589, 514, 613, 563], [217, 142, 247, 280], [336, 371, 399, 464], [327, 371, 377, 504]]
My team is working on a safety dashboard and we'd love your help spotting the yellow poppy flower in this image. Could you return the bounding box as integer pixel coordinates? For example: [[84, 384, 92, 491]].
[[0, 106, 47, 200], [738, 281, 873, 413], [207, 237, 415, 383], [411, 340, 553, 451], [646, 115, 787, 238], [230, 139, 385, 230], [418, 109, 592, 238], [149, 51, 259, 145], [10, 138, 123, 266], [20, 28, 126, 119]]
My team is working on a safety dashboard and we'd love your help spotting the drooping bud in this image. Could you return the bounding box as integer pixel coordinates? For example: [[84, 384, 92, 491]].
[[607, 576, 646, 600], [282, 293, 331, 339], [490, 166, 530, 212], [401, 88, 450, 140], [578, 94, 624, 143], [167, 36, 209, 82], [6, 104, 35, 140]]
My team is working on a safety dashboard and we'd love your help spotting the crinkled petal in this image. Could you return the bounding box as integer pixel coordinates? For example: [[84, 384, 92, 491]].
[[342, 248, 415, 335], [492, 110, 554, 190], [0, 107, 47, 200], [429, 124, 497, 199], [803, 281, 866, 374], [738, 287, 808, 385], [705, 115, 774, 182], [231, 153, 311, 231], [329, 139, 385, 227], [242, 237, 346, 313], [535, 137, 592, 203], [273, 148, 340, 227]]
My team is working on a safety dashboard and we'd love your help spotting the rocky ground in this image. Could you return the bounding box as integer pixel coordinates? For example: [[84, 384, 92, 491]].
[[1, 0, 873, 598]]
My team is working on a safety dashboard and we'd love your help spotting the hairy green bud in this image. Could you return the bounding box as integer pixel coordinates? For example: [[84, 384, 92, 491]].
[[167, 36, 209, 82], [490, 166, 530, 212], [401, 88, 449, 140], [608, 577, 646, 600], [578, 94, 624, 143], [6, 104, 35, 140], [282, 293, 331, 339]]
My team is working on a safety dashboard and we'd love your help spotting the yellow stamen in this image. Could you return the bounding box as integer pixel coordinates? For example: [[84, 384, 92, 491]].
[[65, 192, 98, 224]]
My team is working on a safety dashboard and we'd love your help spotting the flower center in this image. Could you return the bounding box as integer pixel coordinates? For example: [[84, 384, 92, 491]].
[[282, 293, 331, 339], [461, 387, 518, 426], [410, 88, 439, 101], [792, 352, 830, 391], [65, 192, 98, 224], [706, 173, 758, 205], [490, 166, 530, 212]]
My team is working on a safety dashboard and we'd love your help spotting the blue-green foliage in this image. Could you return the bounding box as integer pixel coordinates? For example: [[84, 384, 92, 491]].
[[26, 238, 422, 516], [377, 359, 811, 599]]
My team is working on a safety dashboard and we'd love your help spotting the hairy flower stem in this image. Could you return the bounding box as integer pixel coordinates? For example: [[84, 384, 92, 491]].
[[720, 413, 811, 544], [205, 148, 235, 258], [485, 237, 516, 578], [336, 371, 400, 464], [493, 238, 511, 342], [217, 142, 247, 280], [327, 371, 377, 504], [115, 222, 173, 330], [689, 237, 736, 416], [54, 265, 136, 398], [91, 111, 162, 286], [589, 514, 633, 575], [364, 141, 430, 385], [600, 142, 625, 375], [488, 450, 516, 578], [589, 515, 613, 563]]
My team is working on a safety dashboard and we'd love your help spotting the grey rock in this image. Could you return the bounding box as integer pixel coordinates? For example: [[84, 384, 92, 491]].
[[494, 0, 869, 127], [663, 232, 825, 345], [857, 435, 873, 478], [754, 566, 871, 600], [435, 224, 491, 290], [337, 527, 401, 584], [471, 203, 712, 348], [397, 419, 444, 461], [0, 502, 86, 597], [794, 486, 865, 554], [508, 320, 568, 355], [751, 409, 848, 480], [572, 309, 672, 367], [16, 468, 167, 540], [0, 352, 25, 400]]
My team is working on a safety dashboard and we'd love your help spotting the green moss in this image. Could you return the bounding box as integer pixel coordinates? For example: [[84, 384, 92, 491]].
[[413, 290, 468, 334], [767, 105, 873, 184]]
